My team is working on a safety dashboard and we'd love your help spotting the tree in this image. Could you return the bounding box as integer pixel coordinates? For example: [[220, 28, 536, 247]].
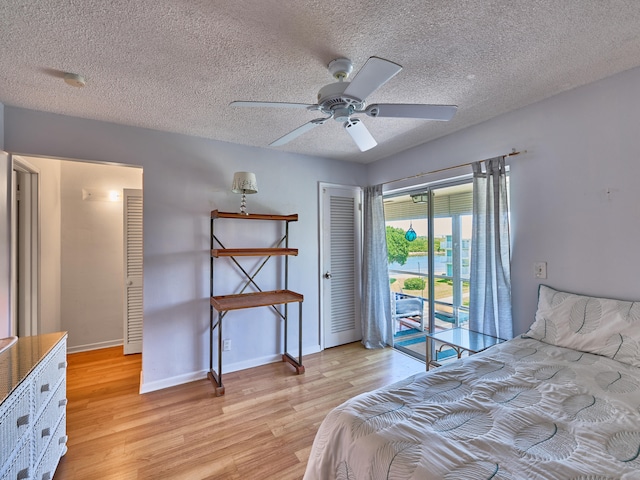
[[404, 277, 426, 290], [386, 226, 409, 265], [408, 236, 428, 253]]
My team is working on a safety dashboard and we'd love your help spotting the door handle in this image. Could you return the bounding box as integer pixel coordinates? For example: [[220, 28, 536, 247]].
[[324, 271, 332, 279]]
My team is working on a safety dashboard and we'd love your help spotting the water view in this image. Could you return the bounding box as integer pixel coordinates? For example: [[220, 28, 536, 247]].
[[389, 254, 449, 276]]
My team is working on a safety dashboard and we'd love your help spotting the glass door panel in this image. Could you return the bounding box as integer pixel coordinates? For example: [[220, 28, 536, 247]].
[[384, 180, 473, 362]]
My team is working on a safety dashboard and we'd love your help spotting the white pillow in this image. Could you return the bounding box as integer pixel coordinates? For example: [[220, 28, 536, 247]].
[[525, 285, 640, 367]]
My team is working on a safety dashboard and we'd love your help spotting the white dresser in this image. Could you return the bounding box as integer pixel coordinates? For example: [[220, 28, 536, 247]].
[[0, 333, 67, 480]]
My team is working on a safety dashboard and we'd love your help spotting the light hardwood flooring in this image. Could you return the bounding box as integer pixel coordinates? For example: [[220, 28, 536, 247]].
[[55, 343, 425, 479]]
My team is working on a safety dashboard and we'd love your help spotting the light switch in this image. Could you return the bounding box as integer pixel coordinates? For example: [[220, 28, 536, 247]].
[[534, 262, 547, 279]]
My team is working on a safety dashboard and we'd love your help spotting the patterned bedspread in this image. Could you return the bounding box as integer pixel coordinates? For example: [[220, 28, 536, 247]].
[[303, 337, 640, 479]]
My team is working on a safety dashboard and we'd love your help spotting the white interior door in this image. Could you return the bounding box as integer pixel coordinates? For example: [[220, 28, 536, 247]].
[[123, 189, 143, 355], [320, 184, 362, 348]]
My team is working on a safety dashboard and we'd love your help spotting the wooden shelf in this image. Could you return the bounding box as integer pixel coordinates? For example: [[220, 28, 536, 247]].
[[211, 210, 298, 222], [209, 211, 304, 396], [211, 248, 298, 258], [211, 290, 304, 312]]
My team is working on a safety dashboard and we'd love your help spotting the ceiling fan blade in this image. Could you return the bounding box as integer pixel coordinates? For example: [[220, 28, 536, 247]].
[[344, 118, 377, 152], [269, 118, 328, 147], [365, 103, 457, 121], [343, 57, 402, 101], [230, 101, 317, 109]]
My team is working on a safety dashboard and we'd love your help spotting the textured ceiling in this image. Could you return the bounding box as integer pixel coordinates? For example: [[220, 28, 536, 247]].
[[2, 1, 640, 163]]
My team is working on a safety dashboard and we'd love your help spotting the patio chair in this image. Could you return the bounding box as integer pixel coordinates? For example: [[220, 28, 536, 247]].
[[392, 292, 425, 332]]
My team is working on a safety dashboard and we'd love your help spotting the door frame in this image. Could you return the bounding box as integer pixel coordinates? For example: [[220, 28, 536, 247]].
[[318, 182, 363, 349], [11, 156, 40, 337]]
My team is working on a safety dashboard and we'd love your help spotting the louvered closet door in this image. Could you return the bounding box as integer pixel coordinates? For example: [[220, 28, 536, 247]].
[[321, 185, 362, 348], [123, 189, 143, 355]]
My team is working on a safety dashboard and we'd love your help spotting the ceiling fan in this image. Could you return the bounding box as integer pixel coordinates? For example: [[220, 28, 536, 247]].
[[230, 56, 457, 152]]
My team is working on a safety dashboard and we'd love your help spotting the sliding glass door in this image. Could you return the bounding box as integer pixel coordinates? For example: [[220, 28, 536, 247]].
[[384, 181, 473, 359]]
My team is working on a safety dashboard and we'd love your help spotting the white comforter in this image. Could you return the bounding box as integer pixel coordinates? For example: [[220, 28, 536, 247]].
[[303, 337, 640, 479]]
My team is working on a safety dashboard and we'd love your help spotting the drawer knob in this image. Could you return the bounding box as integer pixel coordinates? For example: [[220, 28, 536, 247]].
[[17, 414, 30, 427]]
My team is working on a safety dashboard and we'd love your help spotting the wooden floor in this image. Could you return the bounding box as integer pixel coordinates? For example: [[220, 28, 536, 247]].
[[55, 343, 425, 480]]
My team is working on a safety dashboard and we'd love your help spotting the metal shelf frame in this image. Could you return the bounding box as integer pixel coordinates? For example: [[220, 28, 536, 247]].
[[208, 210, 304, 396]]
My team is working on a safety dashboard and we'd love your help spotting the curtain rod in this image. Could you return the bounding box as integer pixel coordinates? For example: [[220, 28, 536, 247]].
[[382, 148, 526, 186]]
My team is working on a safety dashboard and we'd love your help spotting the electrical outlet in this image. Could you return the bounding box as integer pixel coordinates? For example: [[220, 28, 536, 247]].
[[534, 262, 547, 279], [223, 339, 231, 351]]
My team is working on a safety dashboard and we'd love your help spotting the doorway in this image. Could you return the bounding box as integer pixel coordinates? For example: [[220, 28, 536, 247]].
[[15, 155, 143, 354], [384, 181, 473, 361]]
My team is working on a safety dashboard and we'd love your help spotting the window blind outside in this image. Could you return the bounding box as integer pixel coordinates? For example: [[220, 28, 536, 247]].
[[383, 191, 472, 221]]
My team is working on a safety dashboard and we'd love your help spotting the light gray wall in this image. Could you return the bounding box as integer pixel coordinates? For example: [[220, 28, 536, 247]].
[[5, 64, 639, 389], [369, 65, 640, 336], [0, 103, 4, 150], [4, 108, 366, 391]]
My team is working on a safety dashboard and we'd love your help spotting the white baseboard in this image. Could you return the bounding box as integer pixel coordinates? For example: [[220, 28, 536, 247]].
[[67, 339, 123, 354], [140, 344, 323, 394]]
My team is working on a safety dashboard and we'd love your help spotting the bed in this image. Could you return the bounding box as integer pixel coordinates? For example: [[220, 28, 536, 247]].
[[303, 286, 640, 479]]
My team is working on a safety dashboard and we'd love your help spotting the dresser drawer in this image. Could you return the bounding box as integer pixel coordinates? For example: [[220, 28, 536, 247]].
[[33, 340, 66, 415], [33, 415, 67, 480], [0, 380, 32, 467], [33, 380, 66, 467], [0, 437, 30, 480]]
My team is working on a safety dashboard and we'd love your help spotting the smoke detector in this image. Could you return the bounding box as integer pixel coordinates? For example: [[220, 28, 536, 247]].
[[64, 72, 86, 88]]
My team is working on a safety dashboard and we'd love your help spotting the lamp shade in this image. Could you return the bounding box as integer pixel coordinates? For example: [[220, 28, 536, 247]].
[[231, 172, 258, 194]]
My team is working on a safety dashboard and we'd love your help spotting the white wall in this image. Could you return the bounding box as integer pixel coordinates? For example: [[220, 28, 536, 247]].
[[4, 109, 366, 391], [369, 65, 640, 336]]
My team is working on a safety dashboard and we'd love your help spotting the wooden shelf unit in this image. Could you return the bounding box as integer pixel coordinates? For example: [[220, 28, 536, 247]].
[[211, 248, 298, 258], [208, 210, 304, 396]]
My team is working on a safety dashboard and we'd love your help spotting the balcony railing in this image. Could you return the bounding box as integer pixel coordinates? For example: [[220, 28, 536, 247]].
[[389, 269, 469, 334]]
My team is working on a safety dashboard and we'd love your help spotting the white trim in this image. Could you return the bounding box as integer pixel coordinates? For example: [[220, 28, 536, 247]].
[[67, 339, 124, 354], [140, 344, 322, 394], [11, 155, 40, 337]]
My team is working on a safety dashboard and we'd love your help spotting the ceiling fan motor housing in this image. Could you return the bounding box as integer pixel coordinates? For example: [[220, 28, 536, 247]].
[[317, 82, 364, 120]]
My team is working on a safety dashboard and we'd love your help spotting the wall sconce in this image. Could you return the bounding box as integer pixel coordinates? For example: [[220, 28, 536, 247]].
[[411, 192, 429, 204], [82, 188, 121, 202], [231, 172, 258, 215]]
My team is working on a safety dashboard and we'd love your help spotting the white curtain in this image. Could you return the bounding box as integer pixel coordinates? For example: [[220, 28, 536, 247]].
[[469, 156, 513, 339], [361, 184, 392, 348]]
